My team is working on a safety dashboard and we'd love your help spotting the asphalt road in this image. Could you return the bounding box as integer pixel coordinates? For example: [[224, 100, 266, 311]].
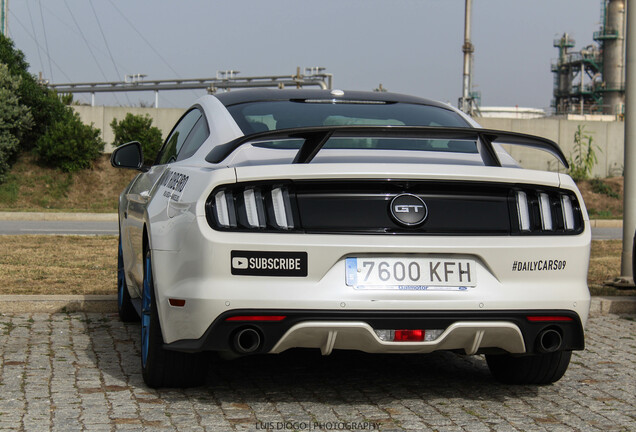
[[0, 219, 624, 239], [0, 220, 118, 235]]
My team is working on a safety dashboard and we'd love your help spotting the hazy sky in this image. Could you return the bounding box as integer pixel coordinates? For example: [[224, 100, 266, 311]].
[[7, 0, 601, 110]]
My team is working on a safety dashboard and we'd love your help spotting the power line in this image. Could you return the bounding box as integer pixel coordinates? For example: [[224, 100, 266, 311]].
[[25, 0, 44, 77], [39, 2, 123, 69], [105, 0, 199, 98], [63, 1, 108, 82], [63, 0, 122, 106], [37, 0, 54, 81], [9, 9, 72, 82], [106, 0, 182, 79], [88, 0, 131, 106]]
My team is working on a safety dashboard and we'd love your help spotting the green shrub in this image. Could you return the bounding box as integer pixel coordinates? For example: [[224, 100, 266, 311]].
[[34, 111, 104, 172], [0, 64, 33, 182], [111, 113, 163, 162]]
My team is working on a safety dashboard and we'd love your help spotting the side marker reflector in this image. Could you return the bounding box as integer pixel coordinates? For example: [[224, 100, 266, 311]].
[[168, 299, 186, 307]]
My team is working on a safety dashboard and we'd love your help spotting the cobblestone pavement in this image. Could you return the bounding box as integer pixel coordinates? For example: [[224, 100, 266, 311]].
[[0, 313, 634, 432]]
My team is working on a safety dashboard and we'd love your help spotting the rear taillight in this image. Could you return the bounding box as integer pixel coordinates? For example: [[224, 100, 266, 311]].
[[206, 184, 297, 231], [513, 188, 583, 235]]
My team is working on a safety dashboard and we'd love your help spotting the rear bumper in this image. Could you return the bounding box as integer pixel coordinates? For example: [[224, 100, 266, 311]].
[[164, 309, 585, 356]]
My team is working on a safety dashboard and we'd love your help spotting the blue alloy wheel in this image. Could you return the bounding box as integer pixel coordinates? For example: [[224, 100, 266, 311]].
[[141, 253, 153, 368], [139, 247, 205, 388]]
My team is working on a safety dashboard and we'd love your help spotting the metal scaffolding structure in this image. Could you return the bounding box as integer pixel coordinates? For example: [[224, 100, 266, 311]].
[[47, 68, 334, 108], [552, 0, 626, 116]]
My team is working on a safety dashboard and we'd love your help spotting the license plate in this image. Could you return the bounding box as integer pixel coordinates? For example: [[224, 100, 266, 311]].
[[345, 257, 476, 290]]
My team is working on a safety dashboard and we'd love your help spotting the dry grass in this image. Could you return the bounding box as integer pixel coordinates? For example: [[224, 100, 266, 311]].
[[0, 235, 117, 295], [0, 236, 632, 296]]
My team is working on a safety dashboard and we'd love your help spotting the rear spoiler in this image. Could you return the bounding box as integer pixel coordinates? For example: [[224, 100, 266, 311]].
[[205, 126, 569, 168]]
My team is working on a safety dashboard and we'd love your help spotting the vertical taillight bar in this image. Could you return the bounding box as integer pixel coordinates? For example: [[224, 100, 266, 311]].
[[561, 195, 575, 230], [214, 190, 236, 228], [538, 193, 553, 231], [243, 189, 266, 228], [271, 187, 294, 229], [516, 191, 531, 231]]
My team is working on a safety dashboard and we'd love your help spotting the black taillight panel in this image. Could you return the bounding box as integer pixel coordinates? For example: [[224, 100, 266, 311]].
[[205, 180, 585, 236]]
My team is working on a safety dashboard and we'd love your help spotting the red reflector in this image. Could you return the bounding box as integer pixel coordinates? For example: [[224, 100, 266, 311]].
[[168, 299, 186, 307], [526, 316, 573, 322], [394, 329, 425, 342], [226, 315, 286, 322]]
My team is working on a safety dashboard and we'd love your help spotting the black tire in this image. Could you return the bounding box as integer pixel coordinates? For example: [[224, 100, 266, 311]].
[[486, 350, 572, 385], [141, 249, 207, 388], [117, 238, 139, 322]]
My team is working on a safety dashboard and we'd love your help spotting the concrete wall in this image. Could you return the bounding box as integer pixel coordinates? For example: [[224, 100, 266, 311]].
[[476, 117, 625, 178], [71, 106, 625, 178], [72, 106, 185, 153]]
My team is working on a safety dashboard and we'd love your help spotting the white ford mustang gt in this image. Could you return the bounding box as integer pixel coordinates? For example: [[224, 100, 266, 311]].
[[112, 89, 590, 388]]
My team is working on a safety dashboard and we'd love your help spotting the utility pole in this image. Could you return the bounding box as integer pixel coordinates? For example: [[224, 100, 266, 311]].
[[459, 0, 474, 115], [1, 0, 8, 37], [621, 0, 635, 283]]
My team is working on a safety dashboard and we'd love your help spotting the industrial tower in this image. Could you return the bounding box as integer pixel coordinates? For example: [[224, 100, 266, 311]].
[[1, 0, 8, 37], [552, 0, 626, 116]]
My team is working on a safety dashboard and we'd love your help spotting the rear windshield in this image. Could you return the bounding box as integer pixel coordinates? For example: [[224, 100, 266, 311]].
[[226, 100, 476, 154], [227, 100, 470, 133]]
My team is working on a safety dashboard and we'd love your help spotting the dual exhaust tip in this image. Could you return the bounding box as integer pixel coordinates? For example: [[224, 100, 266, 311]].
[[536, 328, 563, 354], [232, 327, 262, 354]]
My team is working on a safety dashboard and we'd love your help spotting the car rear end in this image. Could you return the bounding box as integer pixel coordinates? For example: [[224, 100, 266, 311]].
[[154, 162, 589, 380], [154, 90, 590, 385]]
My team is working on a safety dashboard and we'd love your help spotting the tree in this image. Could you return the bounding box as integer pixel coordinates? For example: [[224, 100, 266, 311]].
[[0, 64, 33, 182], [1, 35, 104, 173], [0, 34, 67, 150], [111, 113, 163, 162]]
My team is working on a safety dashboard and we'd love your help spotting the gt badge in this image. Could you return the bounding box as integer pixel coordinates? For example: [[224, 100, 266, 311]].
[[231, 251, 308, 277], [390, 194, 428, 226]]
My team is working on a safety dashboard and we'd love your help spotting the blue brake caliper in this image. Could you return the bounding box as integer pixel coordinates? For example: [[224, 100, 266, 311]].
[[117, 240, 124, 309]]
